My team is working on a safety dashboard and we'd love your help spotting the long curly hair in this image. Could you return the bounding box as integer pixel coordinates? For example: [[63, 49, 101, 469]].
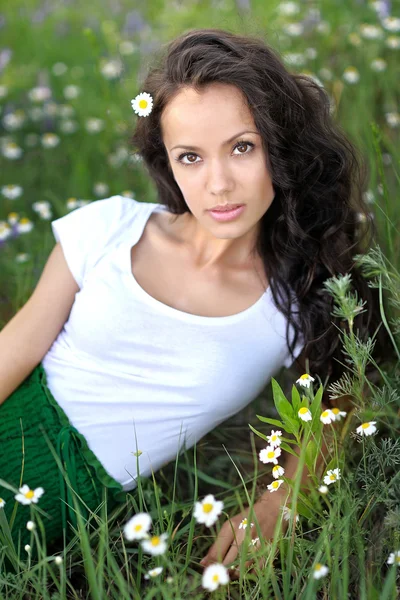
[[129, 27, 395, 392]]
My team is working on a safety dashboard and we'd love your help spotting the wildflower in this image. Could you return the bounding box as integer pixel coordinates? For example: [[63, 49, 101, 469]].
[[298, 407, 312, 422], [54, 556, 63, 565], [52, 62, 68, 75], [272, 465, 285, 479], [131, 92, 153, 117], [386, 35, 400, 49], [26, 521, 36, 531], [41, 133, 60, 148], [93, 182, 109, 197], [370, 58, 387, 71], [144, 566, 163, 579], [28, 86, 51, 103], [283, 22, 304, 37], [63, 85, 80, 99], [238, 517, 254, 530], [385, 112, 400, 128], [320, 409, 335, 424], [282, 506, 299, 522], [193, 494, 224, 527], [16, 253, 30, 263], [1, 184, 23, 199], [15, 485, 44, 505], [267, 430, 282, 448], [387, 550, 400, 566], [313, 563, 329, 579], [0, 498, 5, 508], [259, 445, 281, 465], [382, 16, 400, 32], [123, 512, 152, 541], [267, 479, 284, 493], [85, 118, 105, 133], [296, 374, 315, 388], [202, 563, 229, 592], [25, 544, 31, 552], [16, 218, 34, 234], [277, 2, 300, 16], [0, 222, 11, 241], [141, 533, 168, 556], [318, 485, 329, 494], [2, 141, 23, 159], [331, 408, 347, 421], [249, 537, 260, 546], [323, 468, 341, 486], [99, 58, 123, 79], [356, 421, 377, 437], [342, 67, 360, 84]]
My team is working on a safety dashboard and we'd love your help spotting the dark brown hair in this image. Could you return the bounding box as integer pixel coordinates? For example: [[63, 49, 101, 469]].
[[130, 27, 395, 390]]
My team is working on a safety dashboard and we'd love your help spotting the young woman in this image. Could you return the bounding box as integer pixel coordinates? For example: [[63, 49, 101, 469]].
[[0, 28, 392, 566]]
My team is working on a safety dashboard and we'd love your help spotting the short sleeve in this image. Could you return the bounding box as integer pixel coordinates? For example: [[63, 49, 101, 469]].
[[51, 195, 139, 289]]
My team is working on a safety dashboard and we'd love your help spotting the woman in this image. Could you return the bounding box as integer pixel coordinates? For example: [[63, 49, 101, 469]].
[[0, 28, 393, 567]]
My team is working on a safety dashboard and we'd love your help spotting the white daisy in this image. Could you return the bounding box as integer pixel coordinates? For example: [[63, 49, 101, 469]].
[[26, 521, 36, 531], [323, 468, 341, 486], [16, 218, 33, 234], [54, 556, 63, 565], [267, 479, 284, 493], [313, 563, 329, 579], [123, 512, 152, 541], [238, 517, 254, 530], [267, 430, 282, 448], [202, 563, 229, 592], [272, 465, 285, 479], [259, 445, 281, 465], [331, 408, 347, 421], [0, 498, 5, 508], [249, 536, 260, 546], [193, 494, 224, 528], [141, 533, 168, 556], [1, 184, 23, 199], [318, 485, 329, 494], [144, 566, 163, 579], [15, 485, 44, 505], [296, 374, 315, 388], [356, 421, 377, 437], [298, 407, 312, 422], [131, 92, 153, 117], [282, 506, 299, 523], [342, 66, 360, 84], [320, 409, 335, 424], [387, 550, 400, 566]]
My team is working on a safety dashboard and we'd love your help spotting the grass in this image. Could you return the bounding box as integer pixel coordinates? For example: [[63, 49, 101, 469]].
[[0, 0, 399, 597]]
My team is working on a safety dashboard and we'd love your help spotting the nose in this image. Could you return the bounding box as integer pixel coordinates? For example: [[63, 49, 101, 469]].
[[206, 158, 235, 196]]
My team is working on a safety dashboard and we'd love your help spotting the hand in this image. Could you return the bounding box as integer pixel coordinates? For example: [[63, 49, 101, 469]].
[[200, 492, 288, 578]]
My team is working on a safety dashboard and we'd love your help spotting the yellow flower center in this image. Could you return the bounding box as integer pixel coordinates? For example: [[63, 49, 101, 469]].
[[396, 556, 400, 563], [361, 423, 370, 429], [271, 435, 277, 441], [139, 99, 148, 109], [321, 411, 330, 418], [242, 518, 248, 525], [19, 218, 30, 224], [203, 503, 213, 513], [299, 374, 309, 380], [212, 574, 219, 583], [9, 142, 17, 148], [329, 474, 336, 481], [8, 212, 18, 219], [267, 451, 275, 459], [272, 481, 279, 489], [151, 536, 160, 546], [24, 490, 34, 499], [299, 407, 309, 415], [67, 197, 77, 202], [134, 524, 142, 532], [315, 563, 322, 571], [0, 498, 3, 503], [332, 408, 340, 415]]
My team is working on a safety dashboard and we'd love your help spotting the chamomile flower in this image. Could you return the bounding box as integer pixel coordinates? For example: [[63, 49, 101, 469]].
[[267, 430, 282, 447], [26, 521, 36, 531], [320, 409, 335, 424], [272, 465, 285, 479], [123, 512, 152, 541], [387, 550, 400, 566], [312, 563, 329, 579], [267, 479, 284, 493], [0, 498, 5, 508], [298, 407, 312, 422], [331, 408, 347, 421], [202, 563, 229, 592], [1, 184, 23, 199], [141, 533, 169, 556], [296, 374, 315, 388], [15, 485, 44, 505], [25, 544, 31, 553], [238, 517, 254, 530], [259, 445, 281, 465], [131, 92, 153, 117], [193, 494, 224, 528], [318, 485, 329, 494], [323, 468, 341, 486], [249, 537, 260, 546], [282, 506, 299, 523], [144, 566, 163, 579], [54, 556, 63, 565], [356, 421, 377, 437]]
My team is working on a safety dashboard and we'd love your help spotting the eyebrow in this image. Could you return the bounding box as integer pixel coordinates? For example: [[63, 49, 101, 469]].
[[170, 130, 260, 152]]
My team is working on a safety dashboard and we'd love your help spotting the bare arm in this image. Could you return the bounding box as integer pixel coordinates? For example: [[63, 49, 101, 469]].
[[0, 243, 79, 406]]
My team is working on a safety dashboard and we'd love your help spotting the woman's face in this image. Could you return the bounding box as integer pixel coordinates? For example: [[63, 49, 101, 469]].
[[160, 83, 276, 265]]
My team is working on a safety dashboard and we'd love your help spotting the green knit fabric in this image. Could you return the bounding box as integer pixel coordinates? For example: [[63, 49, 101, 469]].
[[0, 363, 127, 563]]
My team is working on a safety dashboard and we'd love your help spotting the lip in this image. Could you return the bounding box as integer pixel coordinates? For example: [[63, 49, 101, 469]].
[[208, 204, 246, 222], [209, 204, 244, 211]]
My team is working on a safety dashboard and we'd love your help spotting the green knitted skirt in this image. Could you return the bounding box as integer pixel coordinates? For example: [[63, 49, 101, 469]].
[[0, 363, 127, 562]]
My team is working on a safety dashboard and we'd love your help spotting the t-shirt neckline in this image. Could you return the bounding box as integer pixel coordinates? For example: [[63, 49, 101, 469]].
[[124, 201, 272, 324]]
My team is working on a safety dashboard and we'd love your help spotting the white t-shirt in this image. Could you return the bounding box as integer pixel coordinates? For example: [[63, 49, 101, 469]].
[[42, 196, 304, 491]]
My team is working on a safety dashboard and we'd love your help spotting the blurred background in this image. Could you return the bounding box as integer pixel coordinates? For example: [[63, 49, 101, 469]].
[[0, 0, 399, 328]]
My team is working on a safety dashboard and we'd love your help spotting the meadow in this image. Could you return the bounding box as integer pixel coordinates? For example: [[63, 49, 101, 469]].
[[0, 0, 399, 598]]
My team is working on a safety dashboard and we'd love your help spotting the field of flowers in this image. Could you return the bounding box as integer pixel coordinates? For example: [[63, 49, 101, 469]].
[[0, 0, 399, 598]]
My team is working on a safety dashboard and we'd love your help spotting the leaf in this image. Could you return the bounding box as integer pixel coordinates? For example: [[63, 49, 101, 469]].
[[291, 384, 302, 414], [256, 415, 292, 434], [305, 439, 319, 474], [271, 378, 296, 421], [248, 423, 269, 442], [279, 441, 299, 458]]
